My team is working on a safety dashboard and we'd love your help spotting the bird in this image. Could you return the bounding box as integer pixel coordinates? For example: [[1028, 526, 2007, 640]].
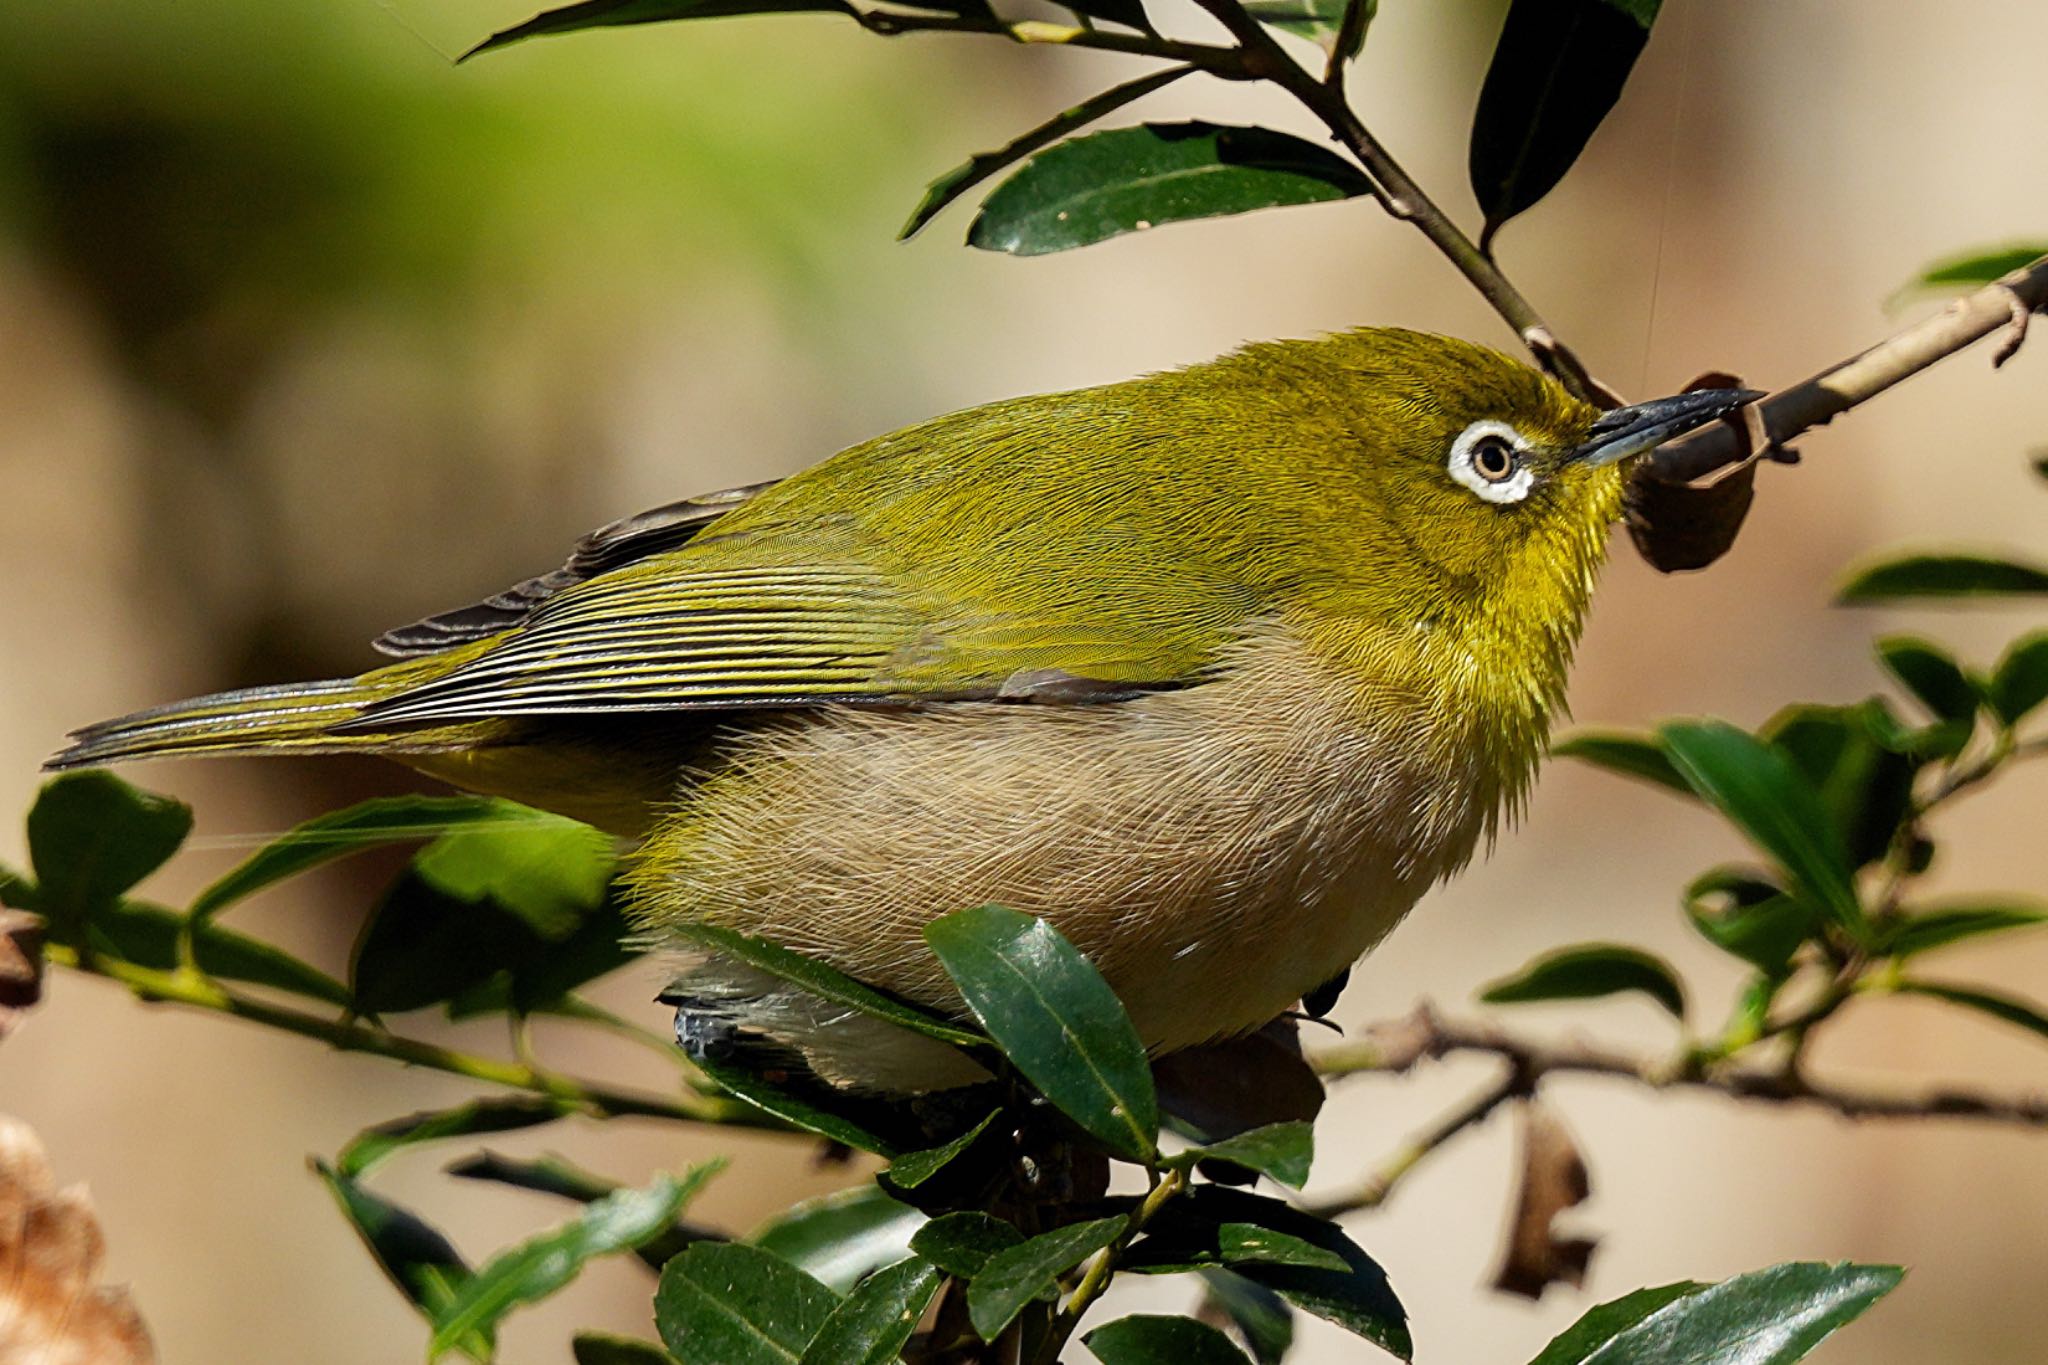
[[47, 328, 1752, 1091]]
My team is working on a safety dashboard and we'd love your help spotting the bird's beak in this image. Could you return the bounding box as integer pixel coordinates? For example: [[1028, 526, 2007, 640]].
[[1571, 388, 1765, 467]]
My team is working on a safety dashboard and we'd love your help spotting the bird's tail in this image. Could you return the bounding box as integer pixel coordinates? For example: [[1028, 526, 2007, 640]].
[[45, 677, 393, 770]]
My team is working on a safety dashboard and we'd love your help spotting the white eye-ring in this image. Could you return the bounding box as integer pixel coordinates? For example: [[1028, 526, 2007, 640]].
[[1448, 419, 1536, 505]]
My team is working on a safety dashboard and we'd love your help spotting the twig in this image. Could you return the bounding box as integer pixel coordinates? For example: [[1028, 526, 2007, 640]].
[[853, 9, 1248, 73], [1300, 1067, 1524, 1219], [1648, 254, 2048, 484]]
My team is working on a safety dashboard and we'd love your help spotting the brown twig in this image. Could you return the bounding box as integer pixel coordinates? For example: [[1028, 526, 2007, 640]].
[[1648, 254, 2048, 484]]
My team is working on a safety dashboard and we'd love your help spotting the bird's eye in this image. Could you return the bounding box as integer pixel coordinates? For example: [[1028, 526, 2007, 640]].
[[1448, 420, 1536, 505]]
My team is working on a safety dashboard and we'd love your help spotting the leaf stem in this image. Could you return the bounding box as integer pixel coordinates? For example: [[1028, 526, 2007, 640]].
[[1032, 1166, 1188, 1364]]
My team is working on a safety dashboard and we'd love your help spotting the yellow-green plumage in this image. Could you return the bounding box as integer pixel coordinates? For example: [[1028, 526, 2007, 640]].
[[50, 328, 1680, 1090]]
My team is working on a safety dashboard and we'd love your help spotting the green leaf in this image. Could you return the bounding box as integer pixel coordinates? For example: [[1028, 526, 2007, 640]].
[[885, 1111, 999, 1191], [968, 122, 1370, 257], [1990, 630, 2048, 724], [1875, 636, 1980, 747], [87, 898, 351, 1005], [312, 1161, 490, 1362], [413, 806, 615, 941], [966, 1215, 1127, 1341], [1550, 730, 1694, 797], [752, 1186, 929, 1294], [27, 773, 192, 939], [431, 1171, 712, 1356], [188, 794, 508, 920], [1909, 243, 2048, 292], [674, 923, 984, 1050], [1658, 721, 1864, 937], [796, 1256, 944, 1365], [688, 1044, 912, 1158], [573, 1335, 678, 1365], [1085, 1314, 1254, 1364], [350, 870, 552, 1015], [1243, 0, 1375, 62], [1899, 980, 2048, 1042], [1681, 869, 1815, 977], [1469, 0, 1659, 248], [1479, 944, 1686, 1020], [1526, 1281, 1707, 1364], [1198, 1269, 1294, 1365], [1173, 1121, 1315, 1188], [907, 1211, 1024, 1280], [451, 1152, 714, 1272], [925, 905, 1160, 1162], [656, 1243, 842, 1365], [1837, 552, 2048, 602], [1564, 1261, 1901, 1363], [1881, 898, 2048, 958], [1759, 701, 1919, 868], [1125, 1221, 1347, 1275], [464, 0, 856, 60], [338, 1097, 576, 1180], [901, 68, 1194, 241]]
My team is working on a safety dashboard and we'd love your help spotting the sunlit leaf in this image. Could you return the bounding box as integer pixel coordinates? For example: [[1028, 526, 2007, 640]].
[[1172, 1121, 1315, 1188], [1908, 243, 2048, 292], [965, 1215, 1126, 1341], [1551, 1261, 1901, 1363], [656, 1244, 841, 1365], [339, 1097, 576, 1179], [752, 1186, 928, 1294], [450, 1151, 716, 1273], [1526, 1281, 1706, 1364], [796, 1256, 944, 1365]]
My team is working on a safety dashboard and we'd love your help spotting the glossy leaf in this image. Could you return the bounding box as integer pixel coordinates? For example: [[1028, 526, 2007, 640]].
[[1198, 1269, 1294, 1365], [1469, 0, 1659, 248], [1990, 630, 2048, 724], [1085, 1315, 1254, 1364], [1658, 721, 1864, 936], [752, 1186, 928, 1294], [1126, 1221, 1347, 1275], [27, 773, 191, 939], [901, 68, 1193, 241], [925, 905, 1159, 1162], [1681, 869, 1814, 976], [1760, 702, 1919, 868], [1882, 899, 2048, 958], [89, 898, 351, 1006], [1910, 243, 2048, 291], [573, 1336, 678, 1365], [1174, 1121, 1315, 1188], [188, 794, 507, 920], [431, 1172, 707, 1356], [1527, 1281, 1706, 1364], [966, 1215, 1127, 1340], [1566, 1261, 1901, 1363], [1899, 980, 2048, 1042], [908, 1211, 1024, 1280], [687, 1043, 909, 1157], [465, 0, 856, 60], [1550, 730, 1693, 796], [969, 122, 1370, 257], [1480, 944, 1686, 1020], [674, 923, 984, 1049], [1837, 552, 2048, 602], [886, 1111, 999, 1190], [656, 1243, 841, 1365], [797, 1256, 944, 1365], [312, 1162, 489, 1362], [338, 1098, 577, 1179]]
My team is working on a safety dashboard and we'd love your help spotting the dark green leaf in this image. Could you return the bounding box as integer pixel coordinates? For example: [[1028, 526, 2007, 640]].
[[312, 1161, 489, 1361], [901, 68, 1194, 241], [1085, 1314, 1254, 1364], [908, 1211, 1024, 1280], [0, 862, 34, 911], [27, 773, 191, 939], [188, 794, 507, 920], [1910, 244, 2048, 291], [656, 1243, 841, 1365], [89, 898, 351, 1005], [338, 1097, 577, 1180], [969, 122, 1370, 257], [1681, 869, 1815, 977], [1837, 553, 2048, 603], [1573, 1261, 1901, 1363], [1469, 0, 1659, 247], [1990, 630, 2048, 724], [1174, 1122, 1314, 1188], [925, 905, 1159, 1161], [1527, 1281, 1706, 1364], [1899, 980, 2048, 1042], [1760, 701, 1919, 868], [1198, 1269, 1294, 1365], [689, 1044, 911, 1157], [499, 892, 641, 1014], [1125, 1221, 1346, 1275], [1480, 944, 1686, 1020], [752, 1186, 929, 1294], [1153, 1023, 1324, 1144], [1659, 721, 1864, 937], [1550, 730, 1694, 796], [573, 1335, 678, 1365], [1875, 636, 1980, 749], [431, 1171, 710, 1356], [885, 1111, 999, 1190], [413, 806, 614, 941], [350, 870, 547, 1014], [465, 0, 856, 60], [452, 1152, 718, 1272], [1882, 899, 2048, 958], [1243, 0, 1374, 61], [966, 1215, 1126, 1341], [797, 1256, 944, 1365], [674, 923, 984, 1049]]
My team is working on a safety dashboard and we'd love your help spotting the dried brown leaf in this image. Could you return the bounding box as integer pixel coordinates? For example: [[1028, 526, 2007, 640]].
[[1492, 1100, 1597, 1299], [0, 911, 44, 1041]]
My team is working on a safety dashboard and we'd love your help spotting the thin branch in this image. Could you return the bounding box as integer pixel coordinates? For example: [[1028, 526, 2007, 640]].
[[1648, 253, 2048, 484], [1300, 1067, 1524, 1219]]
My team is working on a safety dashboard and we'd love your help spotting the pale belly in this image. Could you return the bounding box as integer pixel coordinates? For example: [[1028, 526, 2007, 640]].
[[630, 631, 1505, 1090]]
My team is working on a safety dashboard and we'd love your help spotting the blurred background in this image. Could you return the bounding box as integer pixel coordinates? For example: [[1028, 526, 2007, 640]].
[[1, 0, 2044, 1359]]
